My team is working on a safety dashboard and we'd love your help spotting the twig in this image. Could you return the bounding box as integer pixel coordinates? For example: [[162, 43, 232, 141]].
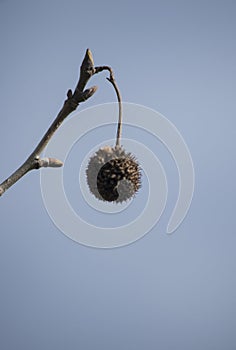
[[0, 49, 97, 197], [0, 50, 122, 197]]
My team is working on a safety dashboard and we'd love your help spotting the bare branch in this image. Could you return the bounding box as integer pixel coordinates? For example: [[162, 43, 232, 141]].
[[0, 49, 97, 196], [0, 49, 122, 197]]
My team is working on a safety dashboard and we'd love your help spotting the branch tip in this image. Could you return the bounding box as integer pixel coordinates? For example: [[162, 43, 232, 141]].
[[85, 48, 94, 66]]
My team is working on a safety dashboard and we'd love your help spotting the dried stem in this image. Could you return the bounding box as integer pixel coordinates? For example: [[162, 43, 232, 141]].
[[94, 66, 122, 147], [0, 49, 107, 197]]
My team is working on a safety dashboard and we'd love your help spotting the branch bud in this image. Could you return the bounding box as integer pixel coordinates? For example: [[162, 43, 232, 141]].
[[39, 157, 63, 168]]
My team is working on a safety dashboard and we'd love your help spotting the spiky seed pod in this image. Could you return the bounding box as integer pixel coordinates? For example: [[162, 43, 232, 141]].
[[86, 146, 141, 203]]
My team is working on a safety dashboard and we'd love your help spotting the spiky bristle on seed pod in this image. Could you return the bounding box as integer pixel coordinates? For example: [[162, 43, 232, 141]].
[[86, 146, 141, 203]]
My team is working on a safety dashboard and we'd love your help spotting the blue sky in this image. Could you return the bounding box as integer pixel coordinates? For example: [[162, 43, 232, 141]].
[[0, 1, 235, 349]]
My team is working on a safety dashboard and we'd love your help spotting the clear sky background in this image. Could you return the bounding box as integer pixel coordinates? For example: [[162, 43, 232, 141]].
[[0, 0, 235, 349]]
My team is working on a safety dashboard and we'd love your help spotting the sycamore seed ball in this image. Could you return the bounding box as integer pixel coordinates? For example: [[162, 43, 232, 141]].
[[86, 146, 141, 203]]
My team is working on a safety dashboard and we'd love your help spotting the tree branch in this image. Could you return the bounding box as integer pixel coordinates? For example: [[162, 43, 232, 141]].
[[0, 49, 97, 197], [0, 49, 123, 197]]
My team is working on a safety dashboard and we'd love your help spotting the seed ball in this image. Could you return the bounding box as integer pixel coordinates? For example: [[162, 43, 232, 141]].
[[86, 146, 141, 203]]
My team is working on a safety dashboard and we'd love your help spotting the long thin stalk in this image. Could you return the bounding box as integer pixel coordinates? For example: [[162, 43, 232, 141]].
[[94, 66, 123, 147]]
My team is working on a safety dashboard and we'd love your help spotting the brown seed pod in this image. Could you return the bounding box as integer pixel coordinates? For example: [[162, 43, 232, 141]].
[[86, 65, 142, 202], [86, 146, 141, 203]]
